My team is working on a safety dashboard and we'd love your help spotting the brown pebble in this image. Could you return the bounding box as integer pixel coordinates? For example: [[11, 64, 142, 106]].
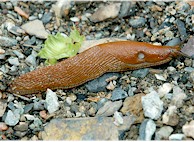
[[14, 6, 29, 19], [39, 110, 47, 119], [0, 122, 8, 131]]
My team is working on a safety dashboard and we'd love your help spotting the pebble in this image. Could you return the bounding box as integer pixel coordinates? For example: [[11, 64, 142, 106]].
[[24, 103, 34, 113], [155, 74, 166, 81], [166, 37, 181, 46], [158, 83, 173, 98], [184, 67, 194, 73], [86, 73, 119, 92], [139, 119, 156, 140], [0, 100, 7, 117], [106, 81, 116, 90], [181, 37, 194, 56], [39, 110, 47, 119], [41, 12, 52, 24], [5, 110, 20, 126], [0, 36, 17, 47], [162, 105, 179, 126], [111, 88, 128, 101], [25, 51, 37, 67], [131, 68, 149, 78], [167, 66, 176, 74], [14, 131, 27, 138], [45, 89, 60, 114], [121, 93, 145, 123], [41, 116, 135, 140], [24, 36, 36, 45], [8, 26, 25, 36], [155, 126, 174, 140], [141, 90, 163, 120], [13, 50, 25, 59], [171, 86, 186, 108], [0, 122, 8, 131], [119, 1, 136, 18], [66, 97, 72, 105], [21, 19, 49, 39], [8, 57, 20, 66], [14, 122, 28, 131], [128, 85, 136, 96], [89, 3, 121, 22], [33, 100, 45, 111], [182, 120, 194, 139], [176, 19, 187, 41], [96, 100, 122, 117], [169, 134, 185, 140], [189, 71, 194, 83], [129, 17, 146, 28], [97, 98, 108, 110], [113, 111, 123, 126], [70, 17, 80, 22]]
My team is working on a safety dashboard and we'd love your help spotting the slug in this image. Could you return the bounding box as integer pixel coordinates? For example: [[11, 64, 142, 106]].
[[8, 41, 183, 95]]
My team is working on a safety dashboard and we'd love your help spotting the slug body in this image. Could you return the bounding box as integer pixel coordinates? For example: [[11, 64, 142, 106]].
[[9, 41, 181, 95]]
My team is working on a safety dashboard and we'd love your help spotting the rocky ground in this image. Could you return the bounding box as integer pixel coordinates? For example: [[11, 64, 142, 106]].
[[0, 0, 194, 140]]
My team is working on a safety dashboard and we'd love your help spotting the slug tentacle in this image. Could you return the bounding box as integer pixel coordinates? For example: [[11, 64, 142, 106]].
[[8, 41, 182, 95]]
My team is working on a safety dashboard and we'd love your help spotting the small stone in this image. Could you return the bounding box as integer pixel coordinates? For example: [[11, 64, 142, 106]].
[[171, 86, 186, 108], [184, 67, 194, 73], [184, 59, 192, 67], [166, 37, 181, 46], [139, 119, 156, 140], [189, 71, 194, 83], [39, 110, 47, 119], [24, 36, 36, 45], [66, 97, 72, 105], [155, 74, 166, 81], [128, 85, 136, 96], [86, 73, 120, 92], [69, 94, 77, 101], [176, 19, 187, 41], [96, 100, 122, 117], [46, 89, 59, 114], [33, 101, 45, 111], [111, 88, 128, 101], [70, 17, 80, 22], [106, 81, 116, 90], [181, 37, 194, 56], [0, 100, 7, 117], [24, 103, 33, 113], [121, 93, 145, 123], [155, 126, 174, 140], [182, 120, 194, 139], [13, 50, 25, 59], [119, 1, 136, 18], [21, 20, 49, 39], [97, 98, 108, 110], [158, 83, 173, 98], [14, 122, 28, 131], [14, 6, 29, 19], [167, 66, 176, 74], [169, 134, 185, 140], [131, 68, 149, 78], [113, 111, 123, 126], [129, 17, 146, 28], [8, 57, 20, 66], [142, 90, 163, 120], [41, 12, 52, 24], [24, 114, 35, 121], [5, 110, 20, 126], [14, 131, 27, 138], [41, 116, 135, 140], [90, 3, 121, 22], [162, 105, 179, 126], [0, 36, 17, 47], [0, 122, 8, 131]]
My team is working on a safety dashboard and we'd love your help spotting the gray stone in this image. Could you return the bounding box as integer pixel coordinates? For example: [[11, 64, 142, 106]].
[[142, 90, 163, 120], [14, 131, 27, 138], [97, 98, 108, 110], [86, 73, 120, 92], [182, 120, 194, 139], [33, 100, 45, 111], [8, 57, 20, 66], [24, 103, 34, 113], [46, 89, 59, 114], [176, 19, 187, 41], [24, 36, 36, 45], [8, 26, 25, 36], [96, 100, 122, 117], [132, 68, 149, 78], [128, 85, 136, 96], [14, 123, 28, 131], [0, 36, 17, 47], [25, 51, 37, 67], [13, 50, 25, 59], [169, 134, 185, 140], [129, 17, 146, 28], [171, 86, 186, 108], [184, 67, 194, 73], [166, 37, 181, 46], [119, 1, 136, 18], [41, 116, 135, 140], [181, 37, 194, 56], [41, 12, 52, 24], [155, 126, 173, 140], [21, 20, 48, 39], [189, 71, 194, 83], [5, 110, 20, 126], [158, 83, 173, 98], [111, 88, 128, 101], [139, 119, 156, 140], [0, 100, 7, 117], [89, 3, 121, 22]]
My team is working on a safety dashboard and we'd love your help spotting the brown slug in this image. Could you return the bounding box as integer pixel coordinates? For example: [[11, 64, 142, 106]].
[[8, 41, 183, 95]]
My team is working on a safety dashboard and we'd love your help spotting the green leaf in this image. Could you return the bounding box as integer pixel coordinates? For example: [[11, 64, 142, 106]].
[[38, 27, 85, 65]]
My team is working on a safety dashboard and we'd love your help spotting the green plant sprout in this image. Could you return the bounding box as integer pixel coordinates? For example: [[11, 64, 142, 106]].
[[38, 27, 85, 65]]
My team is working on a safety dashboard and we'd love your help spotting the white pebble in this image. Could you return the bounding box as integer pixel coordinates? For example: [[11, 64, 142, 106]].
[[158, 83, 173, 98], [113, 111, 123, 126], [155, 74, 166, 81]]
